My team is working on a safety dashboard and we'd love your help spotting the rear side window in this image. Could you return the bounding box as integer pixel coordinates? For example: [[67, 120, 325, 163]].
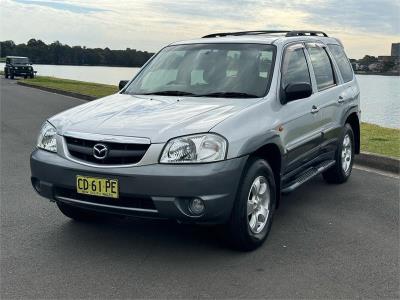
[[328, 44, 354, 83], [281, 45, 311, 89], [307, 45, 336, 91]]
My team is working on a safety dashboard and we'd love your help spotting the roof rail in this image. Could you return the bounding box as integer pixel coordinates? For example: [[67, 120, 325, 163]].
[[285, 30, 328, 37], [202, 30, 290, 38], [202, 30, 328, 38]]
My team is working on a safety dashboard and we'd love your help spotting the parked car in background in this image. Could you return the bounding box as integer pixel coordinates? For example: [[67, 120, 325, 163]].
[[4, 56, 35, 79], [31, 30, 360, 250]]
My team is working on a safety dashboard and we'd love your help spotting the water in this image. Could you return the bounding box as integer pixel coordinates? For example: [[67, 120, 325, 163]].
[[0, 63, 140, 86], [356, 75, 399, 129], [1, 63, 399, 128]]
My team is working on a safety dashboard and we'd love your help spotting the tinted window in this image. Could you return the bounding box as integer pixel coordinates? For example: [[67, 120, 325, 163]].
[[307, 45, 335, 91], [328, 44, 354, 83], [125, 43, 276, 98], [11, 57, 30, 64], [281, 45, 311, 89]]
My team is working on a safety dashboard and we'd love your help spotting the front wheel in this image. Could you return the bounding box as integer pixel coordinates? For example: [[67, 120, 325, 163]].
[[29, 73, 34, 79], [227, 158, 276, 251], [323, 123, 355, 183]]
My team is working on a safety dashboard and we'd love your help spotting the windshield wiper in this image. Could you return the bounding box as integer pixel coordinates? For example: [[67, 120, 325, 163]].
[[193, 92, 259, 98], [140, 91, 196, 96]]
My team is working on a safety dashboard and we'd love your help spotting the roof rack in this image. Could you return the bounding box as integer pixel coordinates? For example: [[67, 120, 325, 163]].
[[202, 30, 328, 38], [202, 30, 290, 38], [285, 30, 328, 37]]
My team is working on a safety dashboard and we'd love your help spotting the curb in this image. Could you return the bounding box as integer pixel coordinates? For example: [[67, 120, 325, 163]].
[[15, 79, 400, 175], [17, 81, 97, 101], [355, 152, 399, 174]]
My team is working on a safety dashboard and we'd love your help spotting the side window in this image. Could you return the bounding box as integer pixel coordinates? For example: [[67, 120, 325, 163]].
[[307, 45, 336, 91], [281, 45, 311, 89], [328, 44, 354, 83]]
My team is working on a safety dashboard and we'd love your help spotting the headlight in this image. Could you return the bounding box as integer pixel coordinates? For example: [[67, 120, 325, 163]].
[[37, 121, 57, 152], [160, 133, 227, 163]]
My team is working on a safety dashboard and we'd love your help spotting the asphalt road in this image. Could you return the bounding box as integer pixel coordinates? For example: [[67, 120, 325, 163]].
[[1, 78, 399, 299]]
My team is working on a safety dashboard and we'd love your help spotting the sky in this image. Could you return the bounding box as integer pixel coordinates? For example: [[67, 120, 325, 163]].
[[1, 0, 399, 58]]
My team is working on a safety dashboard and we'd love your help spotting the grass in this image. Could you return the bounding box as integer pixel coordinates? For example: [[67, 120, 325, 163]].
[[21, 76, 118, 98], [4, 74, 399, 158], [361, 123, 399, 158]]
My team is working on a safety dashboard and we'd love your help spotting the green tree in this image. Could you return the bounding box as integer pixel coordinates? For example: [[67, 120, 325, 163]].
[[1, 39, 153, 67]]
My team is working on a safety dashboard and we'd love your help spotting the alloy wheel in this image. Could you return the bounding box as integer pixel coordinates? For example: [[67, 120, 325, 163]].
[[247, 176, 270, 234]]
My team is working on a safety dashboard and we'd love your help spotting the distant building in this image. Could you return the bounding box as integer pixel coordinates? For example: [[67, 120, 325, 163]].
[[378, 55, 394, 63], [354, 43, 400, 74], [392, 43, 400, 57]]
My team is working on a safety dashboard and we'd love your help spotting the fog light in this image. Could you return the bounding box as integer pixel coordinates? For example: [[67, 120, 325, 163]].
[[189, 198, 205, 215]]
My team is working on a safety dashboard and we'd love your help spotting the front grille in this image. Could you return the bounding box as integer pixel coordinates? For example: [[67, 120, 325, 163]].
[[65, 136, 149, 165], [55, 187, 157, 210]]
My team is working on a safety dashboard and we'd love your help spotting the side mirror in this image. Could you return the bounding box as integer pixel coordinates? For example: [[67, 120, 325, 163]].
[[282, 82, 312, 103], [119, 80, 129, 91]]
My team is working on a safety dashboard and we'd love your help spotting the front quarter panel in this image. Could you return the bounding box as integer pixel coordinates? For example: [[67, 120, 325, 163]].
[[211, 95, 284, 159]]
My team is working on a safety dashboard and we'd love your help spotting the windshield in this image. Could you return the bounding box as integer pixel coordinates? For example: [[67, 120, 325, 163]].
[[125, 43, 276, 98], [11, 57, 30, 64]]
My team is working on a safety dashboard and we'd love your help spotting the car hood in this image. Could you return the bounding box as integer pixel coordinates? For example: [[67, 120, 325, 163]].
[[49, 93, 258, 143]]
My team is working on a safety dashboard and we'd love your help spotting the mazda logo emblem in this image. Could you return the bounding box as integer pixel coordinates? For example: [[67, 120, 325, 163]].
[[93, 143, 108, 160]]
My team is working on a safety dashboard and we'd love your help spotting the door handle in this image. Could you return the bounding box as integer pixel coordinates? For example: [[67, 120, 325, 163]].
[[338, 96, 345, 103], [311, 105, 320, 114]]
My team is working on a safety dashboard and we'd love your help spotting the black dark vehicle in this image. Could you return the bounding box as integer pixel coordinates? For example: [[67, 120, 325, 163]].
[[4, 56, 35, 79]]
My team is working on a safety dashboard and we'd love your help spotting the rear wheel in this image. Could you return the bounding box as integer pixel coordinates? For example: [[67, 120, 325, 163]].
[[323, 124, 355, 183], [30, 73, 34, 79], [56, 201, 105, 222], [10, 72, 14, 79], [227, 158, 276, 251]]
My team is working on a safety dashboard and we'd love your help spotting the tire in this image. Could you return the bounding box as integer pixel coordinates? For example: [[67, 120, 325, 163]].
[[5, 72, 8, 79], [24, 75, 27, 79], [30, 73, 34, 79], [322, 123, 355, 184], [10, 72, 14, 79], [56, 201, 105, 222], [227, 157, 276, 251]]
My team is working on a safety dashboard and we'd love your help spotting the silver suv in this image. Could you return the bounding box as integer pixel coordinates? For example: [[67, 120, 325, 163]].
[[31, 30, 360, 250]]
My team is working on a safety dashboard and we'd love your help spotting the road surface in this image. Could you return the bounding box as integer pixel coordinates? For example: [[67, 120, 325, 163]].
[[1, 78, 399, 299]]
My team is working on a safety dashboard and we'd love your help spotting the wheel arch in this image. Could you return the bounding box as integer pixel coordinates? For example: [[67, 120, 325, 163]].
[[248, 142, 283, 208], [344, 112, 360, 154]]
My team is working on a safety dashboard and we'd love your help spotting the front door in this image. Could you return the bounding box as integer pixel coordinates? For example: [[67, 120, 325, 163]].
[[279, 43, 322, 174]]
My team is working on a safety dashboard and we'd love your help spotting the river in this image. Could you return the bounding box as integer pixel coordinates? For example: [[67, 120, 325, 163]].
[[1, 63, 399, 128]]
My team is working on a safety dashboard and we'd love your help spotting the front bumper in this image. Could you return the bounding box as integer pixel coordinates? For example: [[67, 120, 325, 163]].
[[31, 149, 247, 224], [10, 68, 33, 75]]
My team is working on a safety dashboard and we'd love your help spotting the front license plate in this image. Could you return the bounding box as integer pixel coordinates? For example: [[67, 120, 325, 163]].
[[76, 175, 119, 199]]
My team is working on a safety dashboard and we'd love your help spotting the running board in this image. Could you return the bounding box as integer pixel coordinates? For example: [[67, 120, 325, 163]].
[[282, 160, 335, 194]]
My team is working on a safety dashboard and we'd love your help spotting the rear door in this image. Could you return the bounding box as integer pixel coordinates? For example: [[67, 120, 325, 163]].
[[327, 43, 358, 124], [279, 43, 321, 173], [304, 42, 344, 156]]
